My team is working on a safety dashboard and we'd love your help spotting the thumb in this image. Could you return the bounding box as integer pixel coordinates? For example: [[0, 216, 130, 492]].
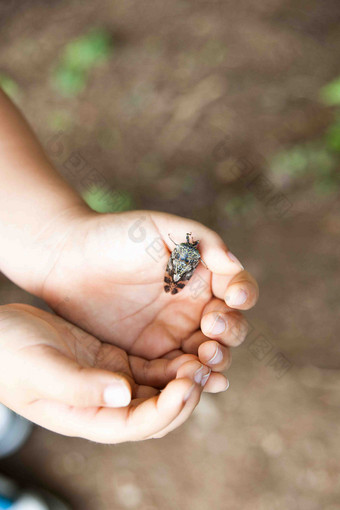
[[27, 346, 132, 408]]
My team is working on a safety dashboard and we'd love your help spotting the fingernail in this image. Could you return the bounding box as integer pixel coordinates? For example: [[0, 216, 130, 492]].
[[194, 364, 204, 384], [208, 345, 223, 365], [211, 315, 226, 335], [227, 251, 244, 270], [183, 383, 196, 402], [226, 289, 248, 306], [201, 369, 211, 387], [223, 380, 230, 391], [104, 382, 131, 407]]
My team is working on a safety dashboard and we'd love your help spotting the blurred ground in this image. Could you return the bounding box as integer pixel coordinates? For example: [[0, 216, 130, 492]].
[[1, 0, 340, 509]]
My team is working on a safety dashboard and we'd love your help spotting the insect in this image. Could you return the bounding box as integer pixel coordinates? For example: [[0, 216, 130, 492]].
[[164, 232, 207, 295]]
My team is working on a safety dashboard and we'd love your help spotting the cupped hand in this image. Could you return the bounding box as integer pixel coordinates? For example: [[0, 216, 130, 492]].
[[0, 303, 209, 442], [36, 209, 259, 393]]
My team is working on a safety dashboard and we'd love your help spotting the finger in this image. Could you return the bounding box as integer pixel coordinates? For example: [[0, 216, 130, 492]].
[[104, 376, 200, 442], [197, 340, 231, 371], [149, 386, 201, 439], [225, 270, 259, 310], [176, 359, 212, 388], [200, 299, 249, 347], [212, 270, 259, 310], [25, 345, 132, 408], [203, 372, 229, 393], [135, 385, 160, 399], [182, 331, 232, 372], [177, 361, 229, 393], [149, 362, 205, 439], [128, 353, 198, 388], [175, 358, 229, 394], [151, 212, 244, 275], [181, 330, 212, 355], [24, 377, 197, 443], [161, 349, 184, 360]]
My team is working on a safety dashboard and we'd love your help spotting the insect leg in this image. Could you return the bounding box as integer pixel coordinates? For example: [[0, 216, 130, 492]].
[[200, 258, 208, 268]]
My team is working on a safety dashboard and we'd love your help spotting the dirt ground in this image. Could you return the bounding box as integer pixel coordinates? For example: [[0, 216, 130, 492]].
[[0, 0, 340, 509]]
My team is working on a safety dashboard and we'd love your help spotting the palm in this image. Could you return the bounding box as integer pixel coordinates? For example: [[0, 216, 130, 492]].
[[2, 304, 204, 441], [43, 211, 213, 360]]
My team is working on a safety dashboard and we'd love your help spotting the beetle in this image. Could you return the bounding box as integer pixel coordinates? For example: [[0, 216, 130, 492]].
[[164, 232, 207, 295]]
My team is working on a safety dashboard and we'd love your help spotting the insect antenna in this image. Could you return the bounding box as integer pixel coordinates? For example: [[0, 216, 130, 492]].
[[168, 233, 178, 245]]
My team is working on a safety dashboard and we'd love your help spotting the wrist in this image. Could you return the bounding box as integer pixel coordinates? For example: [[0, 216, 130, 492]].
[[0, 200, 93, 297]]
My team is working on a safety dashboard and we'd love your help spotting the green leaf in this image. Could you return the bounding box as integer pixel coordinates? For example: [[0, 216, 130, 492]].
[[224, 194, 255, 217], [53, 28, 113, 96], [53, 67, 86, 96], [62, 29, 112, 72], [325, 120, 340, 152], [320, 76, 340, 106], [82, 186, 133, 213], [0, 74, 20, 100], [270, 146, 309, 177], [270, 143, 336, 179]]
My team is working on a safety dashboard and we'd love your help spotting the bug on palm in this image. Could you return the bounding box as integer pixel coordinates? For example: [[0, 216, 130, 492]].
[[164, 233, 207, 295]]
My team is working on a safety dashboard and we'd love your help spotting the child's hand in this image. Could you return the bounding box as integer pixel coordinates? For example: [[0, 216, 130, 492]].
[[0, 91, 258, 401], [31, 210, 259, 393], [0, 91, 259, 439], [0, 304, 207, 442]]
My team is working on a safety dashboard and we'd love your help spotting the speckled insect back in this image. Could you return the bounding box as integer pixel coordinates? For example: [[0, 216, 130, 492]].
[[164, 233, 207, 295]]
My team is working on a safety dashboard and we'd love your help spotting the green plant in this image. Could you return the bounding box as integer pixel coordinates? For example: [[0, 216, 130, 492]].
[[0, 74, 20, 101], [52, 28, 113, 96], [268, 74, 340, 196], [320, 76, 340, 106], [325, 116, 340, 152], [82, 185, 133, 213], [224, 194, 256, 217]]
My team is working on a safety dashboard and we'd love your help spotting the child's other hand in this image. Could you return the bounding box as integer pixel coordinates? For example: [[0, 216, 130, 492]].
[[0, 304, 207, 442], [32, 210, 259, 393]]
